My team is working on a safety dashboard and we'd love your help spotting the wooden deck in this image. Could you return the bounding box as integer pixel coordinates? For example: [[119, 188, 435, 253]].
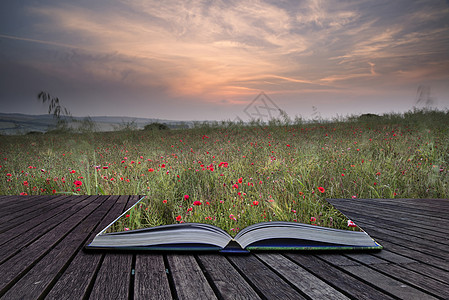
[[0, 196, 448, 299]]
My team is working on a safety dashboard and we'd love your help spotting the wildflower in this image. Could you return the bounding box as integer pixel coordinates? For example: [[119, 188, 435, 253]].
[[70, 170, 76, 174], [218, 162, 229, 168], [126, 214, 130, 218], [23, 181, 29, 186], [148, 168, 154, 172], [233, 184, 239, 189], [238, 177, 243, 183], [347, 220, 357, 227], [6, 173, 11, 177], [73, 180, 82, 187], [124, 228, 130, 231], [163, 200, 167, 203], [184, 194, 189, 200], [229, 214, 237, 221], [20, 192, 28, 195], [310, 217, 316, 222], [318, 187, 325, 193], [176, 215, 182, 221], [252, 201, 259, 206], [193, 201, 202, 206], [103, 166, 108, 169]]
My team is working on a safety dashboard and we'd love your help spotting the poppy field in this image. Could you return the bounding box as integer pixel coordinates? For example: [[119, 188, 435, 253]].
[[1, 109, 448, 235]]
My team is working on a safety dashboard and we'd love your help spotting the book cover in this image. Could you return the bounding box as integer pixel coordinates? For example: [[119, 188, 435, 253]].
[[86, 196, 382, 252]]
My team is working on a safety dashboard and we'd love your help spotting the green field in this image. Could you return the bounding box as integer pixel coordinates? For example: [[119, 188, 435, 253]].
[[1, 109, 448, 235]]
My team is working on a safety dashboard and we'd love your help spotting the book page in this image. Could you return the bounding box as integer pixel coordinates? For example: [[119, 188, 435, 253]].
[[104, 195, 362, 238]]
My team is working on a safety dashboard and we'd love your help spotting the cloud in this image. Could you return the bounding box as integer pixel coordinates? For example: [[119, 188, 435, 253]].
[[1, 0, 448, 119]]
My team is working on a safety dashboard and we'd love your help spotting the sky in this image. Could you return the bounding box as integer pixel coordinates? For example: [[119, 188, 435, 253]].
[[1, 0, 449, 121]]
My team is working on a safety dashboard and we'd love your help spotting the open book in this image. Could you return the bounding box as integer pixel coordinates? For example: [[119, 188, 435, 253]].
[[86, 196, 382, 253]]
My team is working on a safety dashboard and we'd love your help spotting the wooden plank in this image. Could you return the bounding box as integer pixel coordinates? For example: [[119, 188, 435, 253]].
[[167, 254, 218, 300], [256, 253, 350, 299], [358, 224, 449, 254], [0, 195, 105, 295], [339, 211, 449, 242], [327, 198, 449, 220], [197, 254, 261, 300], [0, 195, 79, 245], [0, 195, 114, 299], [134, 254, 172, 300], [369, 237, 449, 272], [371, 249, 417, 264], [46, 195, 136, 300], [347, 254, 449, 299], [370, 249, 449, 285], [318, 254, 439, 300], [228, 255, 307, 299], [286, 253, 395, 299], [1, 195, 58, 215], [0, 195, 81, 233], [328, 199, 449, 233], [359, 198, 449, 212], [0, 195, 45, 211], [0, 196, 92, 262], [88, 196, 141, 300], [338, 211, 449, 261], [89, 253, 133, 300]]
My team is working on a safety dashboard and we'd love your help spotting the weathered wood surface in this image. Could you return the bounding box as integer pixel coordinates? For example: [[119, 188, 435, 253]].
[[0, 196, 448, 299]]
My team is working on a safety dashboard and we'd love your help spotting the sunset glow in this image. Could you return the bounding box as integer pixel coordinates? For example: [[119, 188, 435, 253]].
[[1, 0, 448, 120]]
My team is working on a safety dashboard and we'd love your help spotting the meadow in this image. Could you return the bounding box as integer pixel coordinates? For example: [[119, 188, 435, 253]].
[[1, 108, 448, 236]]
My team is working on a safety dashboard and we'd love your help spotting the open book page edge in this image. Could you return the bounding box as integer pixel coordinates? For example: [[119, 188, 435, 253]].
[[96, 195, 147, 237], [88, 197, 382, 251]]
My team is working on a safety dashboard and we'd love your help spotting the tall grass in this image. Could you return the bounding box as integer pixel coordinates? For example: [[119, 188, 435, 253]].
[[1, 108, 448, 235]]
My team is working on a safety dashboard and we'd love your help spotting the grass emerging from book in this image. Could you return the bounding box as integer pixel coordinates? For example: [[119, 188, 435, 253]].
[[86, 196, 382, 252]]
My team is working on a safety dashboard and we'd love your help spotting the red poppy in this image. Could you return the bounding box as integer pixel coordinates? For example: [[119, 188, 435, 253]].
[[310, 217, 316, 222], [347, 220, 357, 227], [318, 187, 325, 193], [193, 201, 202, 206], [73, 180, 83, 187], [184, 194, 189, 200], [148, 168, 154, 172], [252, 201, 259, 206], [176, 215, 182, 221]]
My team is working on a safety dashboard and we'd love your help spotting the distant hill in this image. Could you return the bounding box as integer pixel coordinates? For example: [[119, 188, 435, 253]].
[[0, 113, 194, 135]]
